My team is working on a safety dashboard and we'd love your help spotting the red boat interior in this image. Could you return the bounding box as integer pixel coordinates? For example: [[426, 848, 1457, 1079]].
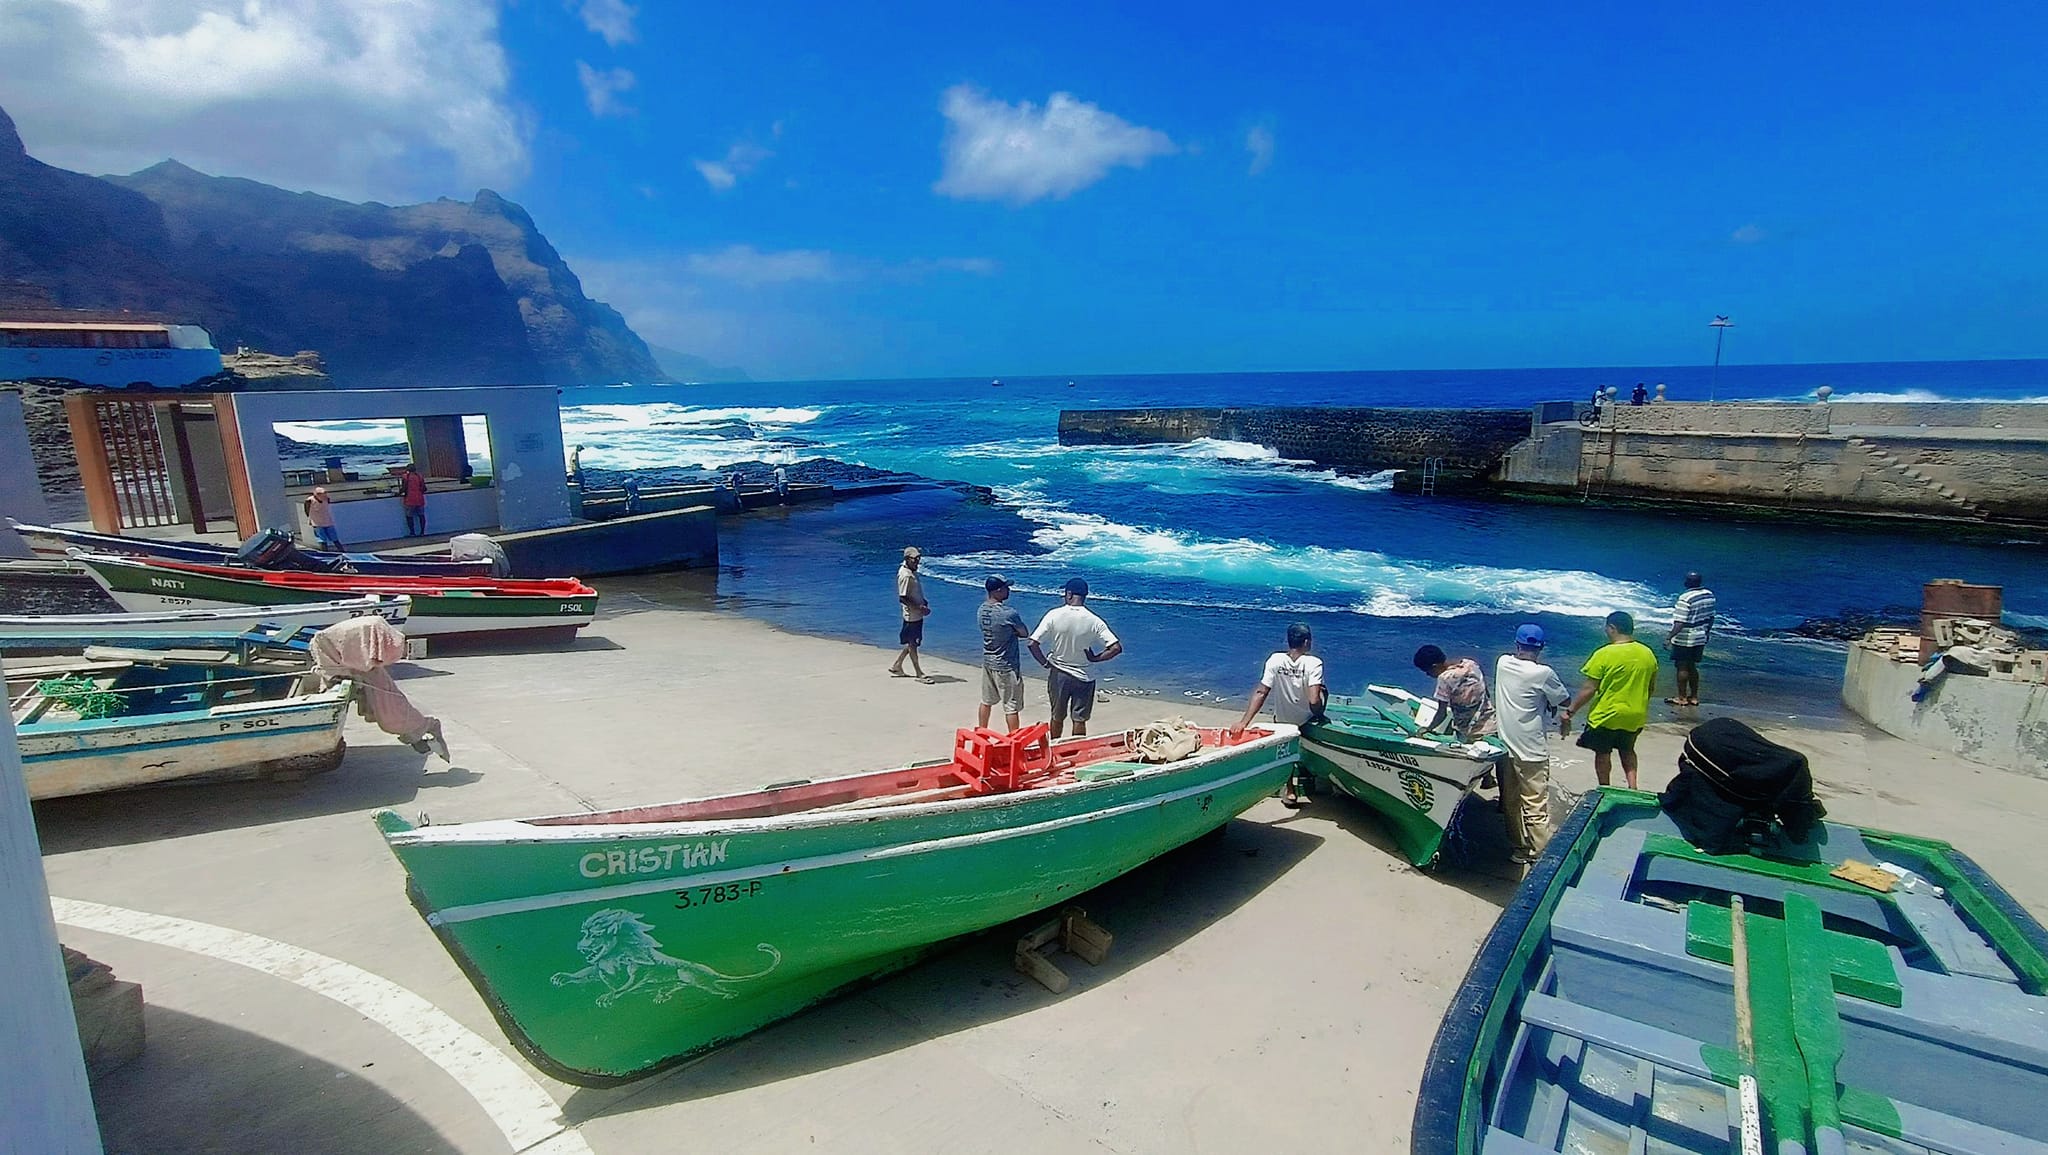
[[138, 558, 595, 596], [529, 724, 1277, 826]]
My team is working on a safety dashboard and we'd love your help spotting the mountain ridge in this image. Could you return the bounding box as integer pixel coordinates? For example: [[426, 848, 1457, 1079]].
[[0, 103, 674, 388]]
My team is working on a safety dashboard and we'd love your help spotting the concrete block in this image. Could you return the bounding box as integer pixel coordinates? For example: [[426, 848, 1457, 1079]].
[[63, 946, 145, 1078]]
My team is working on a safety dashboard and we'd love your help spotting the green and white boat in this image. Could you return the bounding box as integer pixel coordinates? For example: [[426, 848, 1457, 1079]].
[[376, 721, 1300, 1085], [1299, 684, 1507, 868]]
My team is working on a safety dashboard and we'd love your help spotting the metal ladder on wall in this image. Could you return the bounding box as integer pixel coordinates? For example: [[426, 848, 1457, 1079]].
[[1419, 457, 1443, 496]]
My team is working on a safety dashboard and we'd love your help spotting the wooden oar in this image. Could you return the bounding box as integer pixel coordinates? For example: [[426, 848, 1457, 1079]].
[[1731, 896, 1766, 1155]]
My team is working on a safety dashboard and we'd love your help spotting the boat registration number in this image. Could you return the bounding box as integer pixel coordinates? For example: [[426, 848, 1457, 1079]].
[[675, 881, 763, 910]]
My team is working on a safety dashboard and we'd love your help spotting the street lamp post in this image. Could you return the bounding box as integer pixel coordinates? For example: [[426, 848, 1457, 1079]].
[[1709, 315, 1733, 402]]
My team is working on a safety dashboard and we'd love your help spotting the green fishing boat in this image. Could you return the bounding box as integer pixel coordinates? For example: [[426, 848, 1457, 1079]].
[[1299, 684, 1506, 867], [1415, 784, 2048, 1155], [376, 721, 1299, 1085]]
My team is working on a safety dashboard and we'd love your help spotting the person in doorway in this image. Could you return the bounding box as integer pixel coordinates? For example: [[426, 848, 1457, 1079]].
[[304, 486, 343, 552], [1413, 644, 1498, 741], [977, 575, 1048, 731], [399, 464, 427, 537], [888, 546, 932, 682], [1562, 611, 1659, 788], [1666, 572, 1717, 707], [1031, 578, 1122, 738], [1631, 382, 1648, 406], [1494, 624, 1571, 863], [1233, 622, 1327, 806]]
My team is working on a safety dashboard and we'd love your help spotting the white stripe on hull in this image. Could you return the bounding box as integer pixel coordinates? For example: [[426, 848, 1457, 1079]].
[[20, 699, 350, 800], [1303, 740, 1487, 838], [0, 597, 406, 636], [100, 590, 589, 636]]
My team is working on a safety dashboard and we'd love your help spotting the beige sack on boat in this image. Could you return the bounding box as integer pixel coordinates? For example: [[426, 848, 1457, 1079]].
[[1132, 717, 1203, 764]]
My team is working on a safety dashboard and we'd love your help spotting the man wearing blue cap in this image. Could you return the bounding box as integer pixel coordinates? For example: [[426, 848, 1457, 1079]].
[[1493, 624, 1570, 863], [1030, 578, 1122, 738]]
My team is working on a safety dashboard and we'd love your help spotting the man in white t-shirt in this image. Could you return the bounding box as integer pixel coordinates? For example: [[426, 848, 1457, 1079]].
[[1232, 622, 1327, 806], [1029, 577, 1122, 738], [1492, 623, 1571, 864]]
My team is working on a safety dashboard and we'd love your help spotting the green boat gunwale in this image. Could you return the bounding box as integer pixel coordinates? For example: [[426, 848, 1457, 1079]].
[[378, 725, 1303, 1087]]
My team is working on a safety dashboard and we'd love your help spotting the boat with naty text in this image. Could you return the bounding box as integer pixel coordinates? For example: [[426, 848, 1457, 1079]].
[[375, 720, 1299, 1084], [1414, 782, 2048, 1155], [72, 552, 596, 639], [1298, 684, 1507, 867]]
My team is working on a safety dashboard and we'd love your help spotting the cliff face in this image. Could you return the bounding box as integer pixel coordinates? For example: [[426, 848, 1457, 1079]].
[[0, 104, 663, 387]]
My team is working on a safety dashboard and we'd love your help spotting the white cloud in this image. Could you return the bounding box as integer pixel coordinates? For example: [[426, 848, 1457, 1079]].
[[685, 245, 841, 285], [0, 0, 526, 201], [1245, 125, 1275, 175], [934, 85, 1176, 205], [1730, 223, 1767, 245], [577, 60, 636, 117], [692, 141, 772, 191], [574, 0, 637, 46]]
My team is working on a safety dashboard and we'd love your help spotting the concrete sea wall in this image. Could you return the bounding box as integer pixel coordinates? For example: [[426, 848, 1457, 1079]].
[[1500, 402, 2048, 524], [1066, 398, 2048, 526], [1057, 406, 1531, 471], [1843, 641, 2048, 777]]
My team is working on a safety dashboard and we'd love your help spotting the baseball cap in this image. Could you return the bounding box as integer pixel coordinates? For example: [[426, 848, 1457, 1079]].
[[1515, 624, 1546, 648], [1061, 577, 1089, 597], [903, 545, 922, 559], [985, 574, 1011, 591]]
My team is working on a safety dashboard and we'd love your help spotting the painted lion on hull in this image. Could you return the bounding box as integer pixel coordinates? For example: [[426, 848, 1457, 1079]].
[[550, 908, 782, 1007]]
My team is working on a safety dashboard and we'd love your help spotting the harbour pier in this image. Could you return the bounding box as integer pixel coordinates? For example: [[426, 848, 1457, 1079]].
[[1059, 399, 2048, 527]]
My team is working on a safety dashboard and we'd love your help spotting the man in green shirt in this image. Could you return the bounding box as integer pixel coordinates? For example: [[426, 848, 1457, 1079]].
[[1561, 611, 1659, 789]]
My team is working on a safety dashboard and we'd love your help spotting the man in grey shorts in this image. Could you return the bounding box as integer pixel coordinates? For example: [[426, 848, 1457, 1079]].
[[1030, 578, 1122, 738], [976, 575, 1047, 731]]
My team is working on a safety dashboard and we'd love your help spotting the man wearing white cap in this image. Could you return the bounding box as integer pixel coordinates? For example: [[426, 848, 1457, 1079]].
[[1493, 623, 1570, 863], [889, 545, 932, 682]]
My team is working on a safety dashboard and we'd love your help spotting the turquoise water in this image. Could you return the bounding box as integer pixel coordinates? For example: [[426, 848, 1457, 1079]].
[[552, 361, 2047, 725]]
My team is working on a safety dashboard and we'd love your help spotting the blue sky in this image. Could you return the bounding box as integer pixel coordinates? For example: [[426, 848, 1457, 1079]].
[[2, 2, 2045, 380]]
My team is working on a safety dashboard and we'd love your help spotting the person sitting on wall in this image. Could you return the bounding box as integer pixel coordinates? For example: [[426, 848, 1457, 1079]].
[[1631, 382, 1648, 406]]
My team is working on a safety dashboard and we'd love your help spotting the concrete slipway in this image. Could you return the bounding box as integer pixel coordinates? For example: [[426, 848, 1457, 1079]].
[[32, 582, 2048, 1154]]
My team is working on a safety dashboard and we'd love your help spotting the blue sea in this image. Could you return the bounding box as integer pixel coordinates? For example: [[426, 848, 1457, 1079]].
[[543, 361, 2048, 726]]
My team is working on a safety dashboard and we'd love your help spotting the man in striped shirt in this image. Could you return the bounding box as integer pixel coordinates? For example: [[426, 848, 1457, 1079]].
[[1665, 573, 1717, 707]]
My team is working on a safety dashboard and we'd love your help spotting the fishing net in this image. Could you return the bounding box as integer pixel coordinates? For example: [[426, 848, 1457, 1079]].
[[33, 676, 125, 719]]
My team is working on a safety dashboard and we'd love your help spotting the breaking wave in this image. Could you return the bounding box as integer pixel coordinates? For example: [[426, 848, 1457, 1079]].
[[560, 402, 832, 471], [920, 489, 1669, 621]]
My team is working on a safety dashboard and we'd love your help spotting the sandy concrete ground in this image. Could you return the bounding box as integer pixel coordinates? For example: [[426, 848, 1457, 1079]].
[[28, 585, 2048, 1155]]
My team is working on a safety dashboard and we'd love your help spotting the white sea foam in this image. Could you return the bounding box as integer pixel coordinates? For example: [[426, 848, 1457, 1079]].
[[556, 402, 833, 471], [273, 418, 409, 447], [946, 488, 1670, 621]]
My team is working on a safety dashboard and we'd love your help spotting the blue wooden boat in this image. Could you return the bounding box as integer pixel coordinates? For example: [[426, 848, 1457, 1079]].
[[9, 647, 353, 800], [9, 520, 494, 577], [1415, 788, 2048, 1155]]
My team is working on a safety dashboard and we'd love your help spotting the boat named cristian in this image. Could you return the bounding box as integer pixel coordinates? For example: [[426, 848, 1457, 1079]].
[[377, 720, 1300, 1085]]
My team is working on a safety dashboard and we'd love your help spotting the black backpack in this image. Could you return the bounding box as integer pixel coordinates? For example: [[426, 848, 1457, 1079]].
[[1659, 717, 1826, 854]]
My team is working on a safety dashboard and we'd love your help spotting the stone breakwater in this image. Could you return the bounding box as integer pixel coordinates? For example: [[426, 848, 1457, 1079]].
[[1056, 406, 1532, 472], [1059, 400, 2048, 527]]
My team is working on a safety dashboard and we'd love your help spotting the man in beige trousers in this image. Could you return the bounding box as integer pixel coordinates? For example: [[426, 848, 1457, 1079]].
[[1492, 624, 1570, 864]]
